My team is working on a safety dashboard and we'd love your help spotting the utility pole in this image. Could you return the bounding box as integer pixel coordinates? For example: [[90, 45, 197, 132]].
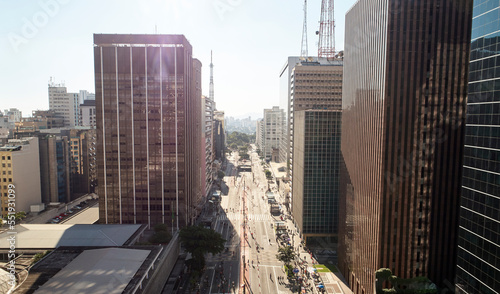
[[316, 0, 335, 59]]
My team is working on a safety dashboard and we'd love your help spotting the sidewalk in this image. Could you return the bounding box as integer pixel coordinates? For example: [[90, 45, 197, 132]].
[[280, 203, 352, 294]]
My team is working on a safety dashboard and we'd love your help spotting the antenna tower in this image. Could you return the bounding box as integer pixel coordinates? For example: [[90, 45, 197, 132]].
[[317, 0, 335, 58], [300, 0, 308, 58], [209, 51, 214, 102]]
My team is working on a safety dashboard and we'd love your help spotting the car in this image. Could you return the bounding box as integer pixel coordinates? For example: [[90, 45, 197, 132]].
[[74, 205, 81, 210], [56, 216, 63, 220], [61, 213, 68, 217], [67, 210, 73, 214], [51, 218, 60, 223]]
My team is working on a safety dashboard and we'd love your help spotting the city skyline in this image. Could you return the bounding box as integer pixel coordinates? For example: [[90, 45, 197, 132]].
[[0, 0, 356, 119]]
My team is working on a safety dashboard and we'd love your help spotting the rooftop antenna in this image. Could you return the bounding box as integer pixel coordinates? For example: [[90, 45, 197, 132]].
[[209, 51, 214, 102], [317, 0, 335, 59], [300, 0, 308, 58], [155, 24, 157, 34]]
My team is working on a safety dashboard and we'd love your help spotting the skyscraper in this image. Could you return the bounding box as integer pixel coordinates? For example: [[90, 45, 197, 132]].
[[213, 111, 225, 161], [94, 34, 202, 228], [262, 106, 285, 162], [292, 109, 341, 243], [201, 94, 214, 200], [456, 1, 500, 293], [339, 1, 473, 293]]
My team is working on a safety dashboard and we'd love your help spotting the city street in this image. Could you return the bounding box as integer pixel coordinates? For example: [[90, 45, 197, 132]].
[[199, 147, 327, 294]]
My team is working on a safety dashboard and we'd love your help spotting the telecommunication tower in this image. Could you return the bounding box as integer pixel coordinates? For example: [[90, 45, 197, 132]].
[[317, 0, 335, 59], [300, 0, 308, 58], [209, 51, 214, 102]]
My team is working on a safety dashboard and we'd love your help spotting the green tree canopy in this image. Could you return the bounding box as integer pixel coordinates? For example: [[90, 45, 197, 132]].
[[180, 225, 226, 261], [276, 246, 296, 266], [226, 132, 255, 150]]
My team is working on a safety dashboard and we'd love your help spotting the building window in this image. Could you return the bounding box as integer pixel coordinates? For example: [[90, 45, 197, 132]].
[[1, 156, 4, 160], [7, 156, 10, 160]]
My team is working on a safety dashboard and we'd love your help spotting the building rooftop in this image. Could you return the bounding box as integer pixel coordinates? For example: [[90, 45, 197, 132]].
[[0, 145, 21, 151], [34, 248, 151, 294], [0, 224, 143, 250], [81, 99, 96, 107]]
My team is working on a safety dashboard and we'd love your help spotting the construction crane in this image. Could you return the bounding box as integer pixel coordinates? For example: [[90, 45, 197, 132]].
[[316, 0, 335, 59], [300, 0, 308, 58]]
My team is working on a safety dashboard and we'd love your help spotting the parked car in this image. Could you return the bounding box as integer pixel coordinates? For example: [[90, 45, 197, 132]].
[[74, 205, 82, 210], [51, 218, 60, 223], [67, 210, 73, 214]]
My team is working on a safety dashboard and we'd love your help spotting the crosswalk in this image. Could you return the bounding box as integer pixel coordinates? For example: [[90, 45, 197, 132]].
[[216, 213, 274, 222]]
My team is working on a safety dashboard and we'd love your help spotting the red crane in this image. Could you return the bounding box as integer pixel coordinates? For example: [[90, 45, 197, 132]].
[[317, 0, 335, 59]]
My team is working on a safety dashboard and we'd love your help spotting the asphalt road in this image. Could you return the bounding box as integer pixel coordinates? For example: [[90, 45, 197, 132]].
[[200, 148, 298, 294]]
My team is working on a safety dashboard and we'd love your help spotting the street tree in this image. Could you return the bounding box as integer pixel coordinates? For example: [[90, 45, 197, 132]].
[[276, 245, 296, 267], [179, 225, 226, 271]]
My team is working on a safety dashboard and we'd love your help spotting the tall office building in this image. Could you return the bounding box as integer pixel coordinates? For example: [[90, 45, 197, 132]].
[[339, 1, 473, 293], [262, 106, 285, 162], [201, 95, 214, 199], [456, 1, 500, 293], [39, 134, 71, 204], [94, 34, 202, 228], [255, 119, 264, 152], [292, 110, 341, 243], [288, 59, 343, 211], [279, 56, 301, 165], [213, 111, 225, 161], [48, 81, 80, 127]]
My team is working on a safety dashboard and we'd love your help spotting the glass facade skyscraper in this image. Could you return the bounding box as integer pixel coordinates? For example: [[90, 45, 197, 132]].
[[456, 1, 500, 293], [94, 34, 202, 228], [292, 110, 341, 243], [339, 1, 473, 293]]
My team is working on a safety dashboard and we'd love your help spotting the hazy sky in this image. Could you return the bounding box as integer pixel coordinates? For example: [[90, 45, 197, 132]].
[[0, 0, 357, 119]]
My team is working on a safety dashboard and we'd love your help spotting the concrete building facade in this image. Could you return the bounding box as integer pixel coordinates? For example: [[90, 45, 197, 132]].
[[48, 82, 80, 127], [262, 106, 285, 162], [79, 99, 96, 127], [201, 95, 214, 199], [255, 119, 264, 153], [3, 108, 22, 123], [0, 137, 41, 216]]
